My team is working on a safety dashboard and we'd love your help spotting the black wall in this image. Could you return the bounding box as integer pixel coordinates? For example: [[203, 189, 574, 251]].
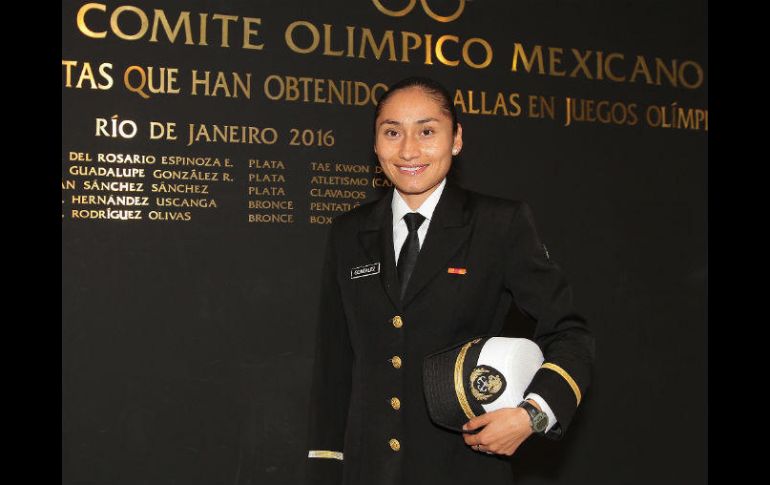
[[62, 1, 707, 483]]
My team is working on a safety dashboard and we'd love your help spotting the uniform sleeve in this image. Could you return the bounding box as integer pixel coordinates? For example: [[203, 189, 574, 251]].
[[503, 202, 595, 440], [305, 224, 354, 484], [306, 224, 353, 484]]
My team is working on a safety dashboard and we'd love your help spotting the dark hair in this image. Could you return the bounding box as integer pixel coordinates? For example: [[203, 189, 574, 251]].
[[373, 76, 459, 135]]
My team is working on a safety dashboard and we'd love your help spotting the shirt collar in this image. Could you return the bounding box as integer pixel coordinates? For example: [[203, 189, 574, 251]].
[[391, 178, 447, 228]]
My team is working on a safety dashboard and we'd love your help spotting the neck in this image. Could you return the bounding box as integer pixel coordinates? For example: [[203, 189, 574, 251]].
[[397, 182, 443, 211], [399, 190, 431, 211]]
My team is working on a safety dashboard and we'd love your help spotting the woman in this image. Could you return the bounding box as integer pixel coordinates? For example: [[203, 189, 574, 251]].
[[305, 76, 594, 484]]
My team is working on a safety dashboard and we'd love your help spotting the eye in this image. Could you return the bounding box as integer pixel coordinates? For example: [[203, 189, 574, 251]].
[[383, 129, 400, 137], [421, 128, 434, 136]]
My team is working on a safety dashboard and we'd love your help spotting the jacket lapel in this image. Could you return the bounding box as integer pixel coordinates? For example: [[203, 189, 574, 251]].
[[357, 190, 402, 311], [401, 182, 472, 308]]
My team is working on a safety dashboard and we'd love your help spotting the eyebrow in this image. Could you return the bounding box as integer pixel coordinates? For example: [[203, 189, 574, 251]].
[[378, 117, 440, 128]]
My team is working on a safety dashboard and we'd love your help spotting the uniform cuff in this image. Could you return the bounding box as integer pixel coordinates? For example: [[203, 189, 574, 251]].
[[308, 450, 344, 460]]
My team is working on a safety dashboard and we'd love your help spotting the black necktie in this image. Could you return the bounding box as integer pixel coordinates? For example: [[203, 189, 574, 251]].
[[397, 212, 426, 300]]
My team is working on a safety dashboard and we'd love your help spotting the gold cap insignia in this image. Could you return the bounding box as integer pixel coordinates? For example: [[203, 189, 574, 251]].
[[469, 365, 507, 403]]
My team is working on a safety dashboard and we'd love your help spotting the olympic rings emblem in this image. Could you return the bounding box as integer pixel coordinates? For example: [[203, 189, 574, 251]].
[[372, 0, 466, 23]]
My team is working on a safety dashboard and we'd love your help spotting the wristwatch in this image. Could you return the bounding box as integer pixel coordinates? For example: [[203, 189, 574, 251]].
[[517, 400, 548, 434]]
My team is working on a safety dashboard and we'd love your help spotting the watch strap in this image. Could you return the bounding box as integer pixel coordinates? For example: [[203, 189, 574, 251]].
[[517, 400, 548, 434]]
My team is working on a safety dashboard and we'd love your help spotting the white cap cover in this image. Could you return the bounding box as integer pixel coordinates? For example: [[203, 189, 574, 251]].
[[475, 337, 544, 413]]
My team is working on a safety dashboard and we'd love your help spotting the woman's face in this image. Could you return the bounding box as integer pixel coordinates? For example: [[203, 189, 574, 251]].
[[374, 87, 462, 209]]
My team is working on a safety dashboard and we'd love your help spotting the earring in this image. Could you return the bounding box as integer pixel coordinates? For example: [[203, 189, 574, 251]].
[[452, 148, 459, 155]]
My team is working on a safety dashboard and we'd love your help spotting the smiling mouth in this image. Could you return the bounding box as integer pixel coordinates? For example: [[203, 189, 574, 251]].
[[397, 164, 428, 175]]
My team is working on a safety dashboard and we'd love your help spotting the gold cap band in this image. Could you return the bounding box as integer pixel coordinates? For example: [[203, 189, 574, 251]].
[[454, 338, 482, 420]]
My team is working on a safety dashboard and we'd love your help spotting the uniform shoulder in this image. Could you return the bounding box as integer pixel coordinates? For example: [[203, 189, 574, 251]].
[[461, 186, 528, 218]]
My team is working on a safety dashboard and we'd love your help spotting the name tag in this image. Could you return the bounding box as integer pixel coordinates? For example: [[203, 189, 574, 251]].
[[351, 262, 380, 279]]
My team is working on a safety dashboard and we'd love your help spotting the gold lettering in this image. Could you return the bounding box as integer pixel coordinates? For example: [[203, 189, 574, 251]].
[[401, 31, 422, 62], [511, 43, 545, 74], [549, 47, 566, 76], [285, 20, 320, 54], [435, 35, 459, 67], [211, 14, 238, 48], [243, 17, 263, 50], [462, 38, 492, 69], [679, 61, 704, 89], [569, 48, 591, 79], [323, 24, 344, 56], [453, 90, 467, 114], [110, 6, 149, 41], [149, 9, 193, 44], [654, 57, 677, 87], [604, 53, 625, 82], [77, 3, 107, 39], [359, 28, 397, 61], [630, 56, 653, 85]]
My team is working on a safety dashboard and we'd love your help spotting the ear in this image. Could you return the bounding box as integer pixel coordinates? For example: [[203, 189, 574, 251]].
[[453, 123, 463, 153]]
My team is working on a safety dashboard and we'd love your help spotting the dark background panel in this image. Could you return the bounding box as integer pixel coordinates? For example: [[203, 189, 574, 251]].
[[62, 1, 707, 483]]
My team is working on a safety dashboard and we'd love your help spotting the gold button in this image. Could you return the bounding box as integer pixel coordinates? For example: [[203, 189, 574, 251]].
[[390, 397, 401, 410], [392, 315, 403, 328], [389, 438, 401, 451], [390, 355, 402, 369]]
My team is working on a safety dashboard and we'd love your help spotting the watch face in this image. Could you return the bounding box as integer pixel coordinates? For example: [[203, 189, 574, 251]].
[[532, 413, 548, 433]]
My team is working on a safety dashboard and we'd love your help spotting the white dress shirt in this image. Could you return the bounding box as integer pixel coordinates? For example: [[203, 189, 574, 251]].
[[392, 179, 446, 263], [390, 178, 558, 432]]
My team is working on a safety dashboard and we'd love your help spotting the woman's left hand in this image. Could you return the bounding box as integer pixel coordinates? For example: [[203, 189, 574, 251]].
[[462, 406, 534, 456]]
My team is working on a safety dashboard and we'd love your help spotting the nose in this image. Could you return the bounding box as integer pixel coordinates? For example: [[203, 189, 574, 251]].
[[399, 133, 420, 161]]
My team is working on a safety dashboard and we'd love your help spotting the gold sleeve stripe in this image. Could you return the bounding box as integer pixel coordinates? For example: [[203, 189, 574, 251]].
[[541, 363, 582, 406], [308, 450, 343, 460], [454, 338, 482, 420]]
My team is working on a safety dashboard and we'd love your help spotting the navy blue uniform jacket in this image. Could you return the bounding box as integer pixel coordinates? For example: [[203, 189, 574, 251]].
[[305, 182, 594, 484]]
